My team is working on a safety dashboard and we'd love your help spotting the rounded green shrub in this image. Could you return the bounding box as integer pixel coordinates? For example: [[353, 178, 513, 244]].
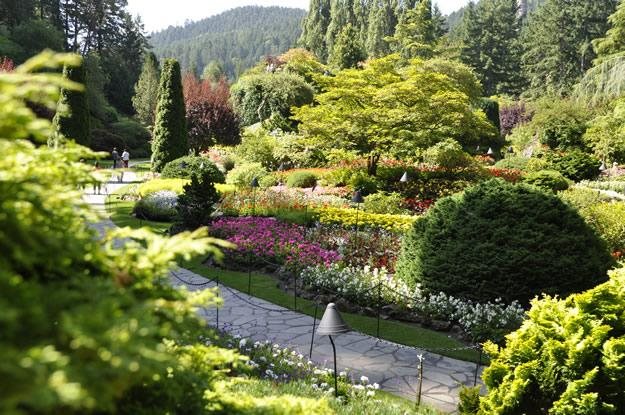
[[363, 192, 406, 215], [286, 171, 318, 188], [161, 156, 225, 183], [547, 150, 600, 182], [494, 156, 530, 171], [480, 268, 625, 414], [225, 162, 268, 188], [423, 138, 475, 169], [522, 170, 570, 192], [259, 174, 279, 188], [395, 179, 612, 304]]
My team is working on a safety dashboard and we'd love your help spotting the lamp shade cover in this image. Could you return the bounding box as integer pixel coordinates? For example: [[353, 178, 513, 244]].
[[351, 190, 364, 204], [250, 177, 260, 188], [316, 303, 350, 336], [400, 171, 409, 183]]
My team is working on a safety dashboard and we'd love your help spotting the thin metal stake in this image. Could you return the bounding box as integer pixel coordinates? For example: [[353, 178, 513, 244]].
[[216, 273, 220, 330], [309, 301, 319, 359], [474, 345, 483, 386], [416, 355, 424, 407], [376, 282, 382, 338], [293, 273, 297, 310]]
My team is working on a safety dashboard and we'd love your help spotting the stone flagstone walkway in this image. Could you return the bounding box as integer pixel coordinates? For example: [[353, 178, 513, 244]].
[[85, 171, 482, 413]]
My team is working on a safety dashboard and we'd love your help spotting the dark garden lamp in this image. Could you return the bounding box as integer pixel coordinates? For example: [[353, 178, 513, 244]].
[[475, 145, 481, 153], [507, 146, 514, 154], [278, 162, 286, 172], [200, 162, 205, 169], [400, 171, 410, 183], [250, 177, 260, 216], [317, 303, 351, 397]]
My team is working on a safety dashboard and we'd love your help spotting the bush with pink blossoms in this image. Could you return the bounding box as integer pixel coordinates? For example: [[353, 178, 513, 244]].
[[209, 217, 341, 273]]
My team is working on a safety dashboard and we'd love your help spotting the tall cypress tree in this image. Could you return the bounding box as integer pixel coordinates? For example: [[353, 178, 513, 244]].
[[460, 0, 523, 96], [52, 62, 90, 147], [299, 0, 332, 61], [353, 0, 371, 51], [151, 59, 188, 172], [366, 0, 395, 57], [522, 0, 617, 95], [325, 0, 356, 59], [132, 52, 161, 126]]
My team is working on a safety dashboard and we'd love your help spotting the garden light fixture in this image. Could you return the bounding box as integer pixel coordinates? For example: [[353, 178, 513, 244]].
[[486, 147, 495, 156], [316, 303, 350, 397], [400, 171, 410, 183], [600, 161, 607, 172], [250, 177, 259, 216], [250, 177, 260, 188], [351, 190, 364, 204]]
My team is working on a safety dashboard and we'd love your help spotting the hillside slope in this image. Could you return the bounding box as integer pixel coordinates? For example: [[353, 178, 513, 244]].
[[150, 6, 306, 79]]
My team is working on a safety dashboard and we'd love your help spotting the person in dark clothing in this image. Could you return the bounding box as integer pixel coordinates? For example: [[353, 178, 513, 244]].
[[111, 147, 119, 169]]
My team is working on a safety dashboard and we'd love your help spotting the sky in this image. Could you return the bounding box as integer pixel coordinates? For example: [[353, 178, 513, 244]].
[[127, 0, 471, 33]]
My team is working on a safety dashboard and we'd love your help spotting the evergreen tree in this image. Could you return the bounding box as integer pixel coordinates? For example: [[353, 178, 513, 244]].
[[389, 0, 438, 59], [151, 59, 188, 172], [329, 23, 366, 69], [432, 4, 447, 39], [132, 52, 160, 125], [352, 0, 371, 52], [522, 0, 618, 96], [366, 0, 395, 57], [299, 0, 332, 61], [459, 0, 523, 96], [52, 62, 90, 147], [325, 0, 355, 59], [593, 0, 625, 63]]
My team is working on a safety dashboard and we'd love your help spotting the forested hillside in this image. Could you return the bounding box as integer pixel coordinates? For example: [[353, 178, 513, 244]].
[[150, 6, 306, 79]]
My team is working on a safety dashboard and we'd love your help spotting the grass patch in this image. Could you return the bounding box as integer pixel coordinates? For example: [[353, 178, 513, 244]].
[[106, 190, 483, 363], [225, 378, 441, 415]]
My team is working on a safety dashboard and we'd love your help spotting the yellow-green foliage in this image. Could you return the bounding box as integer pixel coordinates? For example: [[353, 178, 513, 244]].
[[314, 206, 418, 233], [583, 201, 625, 253], [480, 268, 625, 414], [0, 52, 330, 415], [137, 178, 233, 197]]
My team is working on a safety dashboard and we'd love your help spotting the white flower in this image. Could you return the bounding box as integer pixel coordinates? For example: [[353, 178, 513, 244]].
[[366, 390, 375, 397], [239, 338, 247, 348], [339, 371, 347, 377], [372, 383, 380, 390], [353, 384, 365, 390], [360, 375, 369, 384]]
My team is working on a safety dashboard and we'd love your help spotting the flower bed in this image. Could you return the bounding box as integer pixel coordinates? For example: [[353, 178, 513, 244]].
[[210, 217, 341, 273], [300, 264, 526, 343], [314, 206, 418, 233], [132, 190, 178, 221]]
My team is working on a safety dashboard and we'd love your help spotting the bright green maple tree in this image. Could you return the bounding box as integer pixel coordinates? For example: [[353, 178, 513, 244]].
[[293, 54, 496, 175]]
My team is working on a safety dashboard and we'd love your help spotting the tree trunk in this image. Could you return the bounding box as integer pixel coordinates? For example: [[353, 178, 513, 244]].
[[367, 154, 380, 176]]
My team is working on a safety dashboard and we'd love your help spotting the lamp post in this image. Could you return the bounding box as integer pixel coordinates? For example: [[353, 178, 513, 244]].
[[316, 303, 351, 397], [400, 171, 409, 183], [250, 177, 259, 216], [486, 147, 495, 157], [600, 161, 607, 173], [351, 190, 364, 254]]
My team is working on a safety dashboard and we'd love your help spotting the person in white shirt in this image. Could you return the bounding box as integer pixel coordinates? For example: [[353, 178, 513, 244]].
[[121, 149, 130, 168]]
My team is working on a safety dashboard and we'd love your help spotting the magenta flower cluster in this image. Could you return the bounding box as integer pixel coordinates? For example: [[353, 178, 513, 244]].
[[210, 217, 341, 272]]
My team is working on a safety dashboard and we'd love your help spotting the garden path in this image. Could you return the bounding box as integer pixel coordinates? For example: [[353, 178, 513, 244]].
[[84, 170, 481, 414]]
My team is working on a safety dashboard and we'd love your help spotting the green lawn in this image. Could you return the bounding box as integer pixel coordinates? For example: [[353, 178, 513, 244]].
[[105, 189, 483, 363]]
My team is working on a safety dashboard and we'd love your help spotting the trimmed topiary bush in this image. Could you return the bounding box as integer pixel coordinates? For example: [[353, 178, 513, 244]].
[[286, 171, 318, 188], [522, 170, 570, 192], [395, 179, 612, 304], [161, 155, 225, 183], [480, 268, 625, 413], [151, 59, 188, 172]]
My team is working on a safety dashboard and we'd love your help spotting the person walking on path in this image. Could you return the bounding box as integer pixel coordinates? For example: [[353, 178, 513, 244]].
[[121, 149, 130, 168], [111, 147, 119, 169]]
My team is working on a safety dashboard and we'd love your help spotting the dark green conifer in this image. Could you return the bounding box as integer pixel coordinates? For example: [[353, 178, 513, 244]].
[[52, 62, 90, 147], [329, 23, 366, 69], [151, 59, 188, 172]]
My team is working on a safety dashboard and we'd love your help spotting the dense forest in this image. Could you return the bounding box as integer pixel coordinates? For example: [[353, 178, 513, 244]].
[[149, 6, 306, 79], [446, 0, 545, 29]]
